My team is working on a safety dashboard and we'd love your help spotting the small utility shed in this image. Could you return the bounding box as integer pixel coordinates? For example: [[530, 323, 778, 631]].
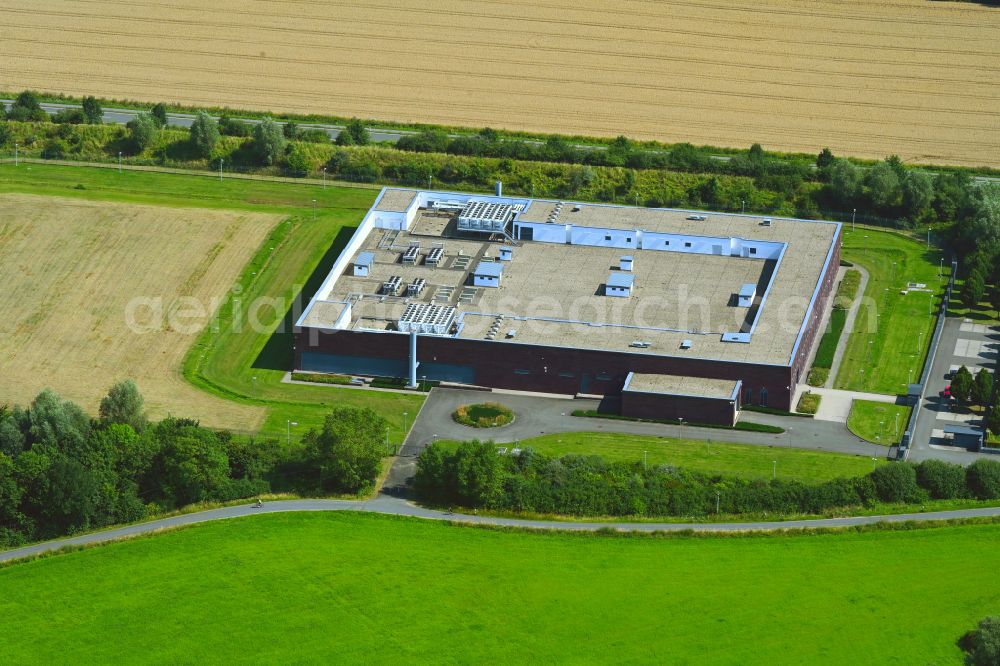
[[621, 372, 741, 426], [353, 252, 375, 277], [472, 260, 504, 288], [738, 283, 756, 307], [606, 273, 635, 298]]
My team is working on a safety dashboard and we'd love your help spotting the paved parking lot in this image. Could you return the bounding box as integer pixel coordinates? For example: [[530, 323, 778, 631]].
[[912, 318, 999, 459]]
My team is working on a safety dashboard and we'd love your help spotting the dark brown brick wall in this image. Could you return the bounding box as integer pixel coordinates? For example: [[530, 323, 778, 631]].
[[621, 391, 737, 426]]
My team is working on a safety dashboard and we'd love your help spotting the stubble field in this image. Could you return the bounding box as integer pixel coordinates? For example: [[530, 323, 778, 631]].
[[0, 193, 276, 428], [1, 0, 998, 167]]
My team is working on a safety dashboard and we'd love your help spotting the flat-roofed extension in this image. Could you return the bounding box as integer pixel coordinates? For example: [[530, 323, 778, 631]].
[[623, 373, 740, 400]]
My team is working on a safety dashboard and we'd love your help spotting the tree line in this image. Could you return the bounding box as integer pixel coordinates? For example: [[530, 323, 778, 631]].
[[3, 90, 998, 270], [415, 441, 1000, 518], [0, 382, 388, 547]]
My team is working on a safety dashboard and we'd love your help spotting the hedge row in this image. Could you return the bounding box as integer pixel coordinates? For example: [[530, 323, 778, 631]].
[[414, 442, 1000, 518]]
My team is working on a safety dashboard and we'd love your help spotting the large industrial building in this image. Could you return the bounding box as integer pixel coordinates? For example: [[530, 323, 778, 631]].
[[294, 187, 841, 423]]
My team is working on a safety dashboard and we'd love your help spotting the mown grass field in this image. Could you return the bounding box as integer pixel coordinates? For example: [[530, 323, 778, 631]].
[[836, 228, 946, 395], [1, 1, 998, 166], [1, 513, 997, 663], [848, 400, 912, 447], [0, 162, 423, 439], [439, 432, 885, 483]]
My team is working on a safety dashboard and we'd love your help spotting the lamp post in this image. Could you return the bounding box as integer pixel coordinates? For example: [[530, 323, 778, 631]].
[[118, 151, 122, 173], [403, 411, 409, 437], [677, 416, 684, 440], [716, 491, 721, 514], [787, 426, 793, 448], [872, 457, 878, 472], [286, 419, 298, 445], [852, 208, 856, 231], [14, 142, 17, 166], [385, 426, 390, 453], [772, 460, 777, 479], [312, 199, 317, 223], [322, 167, 326, 189], [894, 411, 900, 438], [251, 375, 257, 399], [219, 158, 224, 182], [741, 199, 745, 214], [643, 450, 648, 470]]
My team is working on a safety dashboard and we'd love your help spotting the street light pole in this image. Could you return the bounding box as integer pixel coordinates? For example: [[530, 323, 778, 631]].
[[403, 411, 408, 437], [219, 158, 224, 182], [677, 417, 684, 440], [716, 491, 720, 514], [322, 167, 326, 189], [312, 199, 317, 223], [772, 460, 777, 479], [852, 208, 856, 231], [118, 151, 122, 174], [643, 450, 648, 470], [14, 142, 17, 166]]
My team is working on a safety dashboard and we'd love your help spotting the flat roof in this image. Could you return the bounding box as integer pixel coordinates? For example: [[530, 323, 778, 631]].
[[300, 188, 840, 366], [624, 373, 739, 400], [374, 189, 416, 212], [607, 273, 635, 288]]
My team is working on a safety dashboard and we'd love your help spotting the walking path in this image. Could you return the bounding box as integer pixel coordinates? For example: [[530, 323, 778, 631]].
[[3, 496, 999, 564], [826, 265, 870, 389]]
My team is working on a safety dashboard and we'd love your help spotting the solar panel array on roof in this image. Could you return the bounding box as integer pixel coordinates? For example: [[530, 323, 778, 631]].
[[398, 303, 457, 335]]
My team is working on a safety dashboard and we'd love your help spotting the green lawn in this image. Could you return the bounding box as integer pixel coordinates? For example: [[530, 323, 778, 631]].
[[0, 162, 424, 440], [1, 512, 996, 663], [440, 432, 885, 482], [847, 400, 912, 446], [836, 228, 946, 395]]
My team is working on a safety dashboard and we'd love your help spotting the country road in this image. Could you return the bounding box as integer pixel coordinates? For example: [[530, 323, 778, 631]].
[[3, 495, 999, 564]]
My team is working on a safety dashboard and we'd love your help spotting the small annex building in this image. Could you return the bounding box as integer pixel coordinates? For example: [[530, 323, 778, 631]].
[[621, 372, 741, 426]]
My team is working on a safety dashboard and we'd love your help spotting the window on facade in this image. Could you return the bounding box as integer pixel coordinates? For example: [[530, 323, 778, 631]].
[[558, 372, 575, 378], [749, 247, 757, 255], [626, 237, 632, 242], [514, 369, 531, 375], [760, 387, 768, 406], [743, 386, 752, 404], [664, 240, 670, 246]]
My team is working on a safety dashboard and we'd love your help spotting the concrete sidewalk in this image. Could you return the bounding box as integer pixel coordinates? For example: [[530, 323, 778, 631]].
[[826, 265, 870, 388]]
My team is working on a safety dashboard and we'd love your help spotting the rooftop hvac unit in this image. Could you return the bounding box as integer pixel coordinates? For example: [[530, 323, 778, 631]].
[[381, 275, 402, 295], [402, 245, 420, 264], [761, 219, 772, 227], [629, 340, 652, 348], [680, 339, 693, 350]]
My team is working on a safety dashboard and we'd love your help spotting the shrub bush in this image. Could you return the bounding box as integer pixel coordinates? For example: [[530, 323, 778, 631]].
[[915, 459, 966, 499], [967, 616, 1000, 666], [870, 463, 923, 503], [966, 459, 1000, 499]]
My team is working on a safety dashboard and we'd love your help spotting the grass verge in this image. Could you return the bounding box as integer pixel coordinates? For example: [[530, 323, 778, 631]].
[[438, 432, 883, 483]]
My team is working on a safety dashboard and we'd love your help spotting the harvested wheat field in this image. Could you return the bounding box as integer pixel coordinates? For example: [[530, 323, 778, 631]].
[[0, 194, 276, 428], [1, 0, 999, 167]]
